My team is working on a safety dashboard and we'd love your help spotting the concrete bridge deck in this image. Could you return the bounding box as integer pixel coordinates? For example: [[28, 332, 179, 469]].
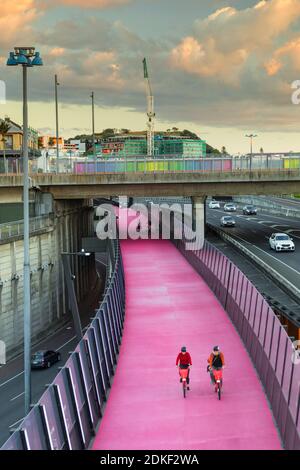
[[1, 170, 300, 200]]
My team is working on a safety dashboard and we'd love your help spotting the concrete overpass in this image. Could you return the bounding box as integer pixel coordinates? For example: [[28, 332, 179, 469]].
[[1, 169, 300, 201]]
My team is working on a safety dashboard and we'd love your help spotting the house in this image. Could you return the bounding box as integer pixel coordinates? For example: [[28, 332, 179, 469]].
[[0, 117, 40, 172]]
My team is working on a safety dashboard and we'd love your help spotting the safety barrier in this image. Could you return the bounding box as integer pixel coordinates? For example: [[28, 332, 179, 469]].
[[0, 215, 54, 242], [5, 153, 300, 175], [174, 234, 300, 450], [1, 239, 125, 450]]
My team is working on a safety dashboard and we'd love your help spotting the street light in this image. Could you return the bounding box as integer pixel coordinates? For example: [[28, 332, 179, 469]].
[[245, 134, 258, 172], [7, 46, 43, 415], [90, 91, 96, 170], [55, 75, 60, 174], [245, 134, 257, 155]]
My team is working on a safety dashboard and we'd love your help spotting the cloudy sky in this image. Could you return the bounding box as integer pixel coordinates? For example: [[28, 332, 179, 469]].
[[1, 0, 300, 152]]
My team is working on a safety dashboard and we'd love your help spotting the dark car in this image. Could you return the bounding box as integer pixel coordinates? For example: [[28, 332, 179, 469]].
[[243, 205, 257, 215], [31, 350, 61, 369], [221, 216, 236, 227]]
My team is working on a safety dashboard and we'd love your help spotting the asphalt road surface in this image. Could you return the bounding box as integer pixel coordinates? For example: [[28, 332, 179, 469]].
[[207, 202, 300, 292]]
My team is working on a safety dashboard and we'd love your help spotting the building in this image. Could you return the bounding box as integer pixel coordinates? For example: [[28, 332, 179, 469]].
[[99, 132, 206, 157], [38, 135, 64, 149], [0, 118, 40, 172]]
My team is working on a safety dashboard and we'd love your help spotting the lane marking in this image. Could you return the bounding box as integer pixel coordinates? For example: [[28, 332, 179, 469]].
[[227, 232, 300, 277], [10, 392, 24, 402], [9, 416, 25, 428], [56, 335, 77, 351], [0, 335, 77, 389], [0, 371, 23, 389]]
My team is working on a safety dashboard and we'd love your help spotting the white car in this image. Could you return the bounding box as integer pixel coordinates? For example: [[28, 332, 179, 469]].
[[224, 203, 237, 212], [209, 200, 220, 209], [269, 233, 295, 252]]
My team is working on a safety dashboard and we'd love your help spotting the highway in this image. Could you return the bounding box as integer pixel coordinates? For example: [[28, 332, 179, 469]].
[[0, 256, 106, 447], [207, 203, 300, 292]]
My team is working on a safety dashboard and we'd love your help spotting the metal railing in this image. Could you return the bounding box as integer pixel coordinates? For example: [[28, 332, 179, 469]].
[[1, 239, 125, 450], [0, 215, 54, 242], [174, 232, 300, 450], [2, 153, 300, 175]]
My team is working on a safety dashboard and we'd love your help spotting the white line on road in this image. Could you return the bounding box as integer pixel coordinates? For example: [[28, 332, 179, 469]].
[[230, 232, 300, 277], [0, 371, 23, 389], [0, 335, 77, 389], [56, 335, 77, 351], [9, 416, 25, 428], [10, 392, 24, 402]]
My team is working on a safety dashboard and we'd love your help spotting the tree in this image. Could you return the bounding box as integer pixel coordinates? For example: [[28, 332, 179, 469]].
[[0, 118, 11, 173], [206, 144, 220, 155], [182, 129, 199, 139], [260, 147, 264, 153], [101, 128, 116, 138], [221, 146, 228, 155]]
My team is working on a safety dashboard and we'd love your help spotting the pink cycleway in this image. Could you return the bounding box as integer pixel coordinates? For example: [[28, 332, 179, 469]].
[[92, 238, 281, 450]]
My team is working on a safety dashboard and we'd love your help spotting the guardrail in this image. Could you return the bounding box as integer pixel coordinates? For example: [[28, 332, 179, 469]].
[[0, 215, 54, 242], [174, 231, 300, 450], [1, 238, 125, 450], [234, 196, 300, 220]]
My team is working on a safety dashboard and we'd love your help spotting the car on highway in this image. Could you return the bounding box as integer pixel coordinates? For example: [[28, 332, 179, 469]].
[[224, 203, 237, 212], [220, 216, 236, 227], [269, 233, 295, 252], [31, 350, 61, 369], [243, 205, 257, 215], [209, 200, 221, 209]]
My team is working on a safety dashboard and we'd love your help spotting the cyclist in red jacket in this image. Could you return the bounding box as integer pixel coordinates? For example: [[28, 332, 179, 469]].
[[176, 346, 192, 390]]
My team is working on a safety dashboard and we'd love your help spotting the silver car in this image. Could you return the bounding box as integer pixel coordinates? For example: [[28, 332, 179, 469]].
[[224, 203, 237, 212], [221, 216, 236, 227]]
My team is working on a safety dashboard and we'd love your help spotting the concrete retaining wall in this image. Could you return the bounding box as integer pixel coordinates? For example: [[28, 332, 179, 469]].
[[0, 199, 96, 359]]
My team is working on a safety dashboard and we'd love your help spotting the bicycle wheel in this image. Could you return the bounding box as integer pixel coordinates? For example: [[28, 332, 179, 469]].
[[218, 383, 221, 400], [183, 382, 186, 398]]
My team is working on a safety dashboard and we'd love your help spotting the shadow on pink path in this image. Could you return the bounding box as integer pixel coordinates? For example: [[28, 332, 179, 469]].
[[92, 239, 282, 450]]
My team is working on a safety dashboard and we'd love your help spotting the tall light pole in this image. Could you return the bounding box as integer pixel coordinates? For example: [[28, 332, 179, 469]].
[[245, 134, 257, 155], [7, 47, 43, 415], [90, 92, 96, 169], [55, 75, 60, 173], [245, 134, 257, 172]]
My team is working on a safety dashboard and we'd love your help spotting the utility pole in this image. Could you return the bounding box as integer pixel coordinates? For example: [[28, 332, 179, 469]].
[[245, 134, 257, 172], [55, 75, 60, 173], [90, 91, 96, 169]]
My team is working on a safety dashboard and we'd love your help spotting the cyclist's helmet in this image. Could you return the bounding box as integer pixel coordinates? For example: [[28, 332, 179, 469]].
[[181, 346, 187, 352], [213, 345, 220, 352]]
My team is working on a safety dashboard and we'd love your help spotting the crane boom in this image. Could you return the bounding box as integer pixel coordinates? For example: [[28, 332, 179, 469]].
[[143, 58, 155, 156]]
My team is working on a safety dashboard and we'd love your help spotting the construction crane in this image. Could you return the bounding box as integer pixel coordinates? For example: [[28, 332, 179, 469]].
[[143, 58, 155, 156]]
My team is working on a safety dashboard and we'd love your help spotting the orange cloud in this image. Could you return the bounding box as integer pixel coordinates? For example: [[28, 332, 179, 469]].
[[170, 0, 300, 82], [265, 38, 300, 75], [49, 0, 131, 7], [0, 0, 38, 47], [49, 47, 66, 57]]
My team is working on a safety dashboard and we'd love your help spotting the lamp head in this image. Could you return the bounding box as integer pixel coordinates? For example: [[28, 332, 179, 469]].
[[6, 52, 18, 66]]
